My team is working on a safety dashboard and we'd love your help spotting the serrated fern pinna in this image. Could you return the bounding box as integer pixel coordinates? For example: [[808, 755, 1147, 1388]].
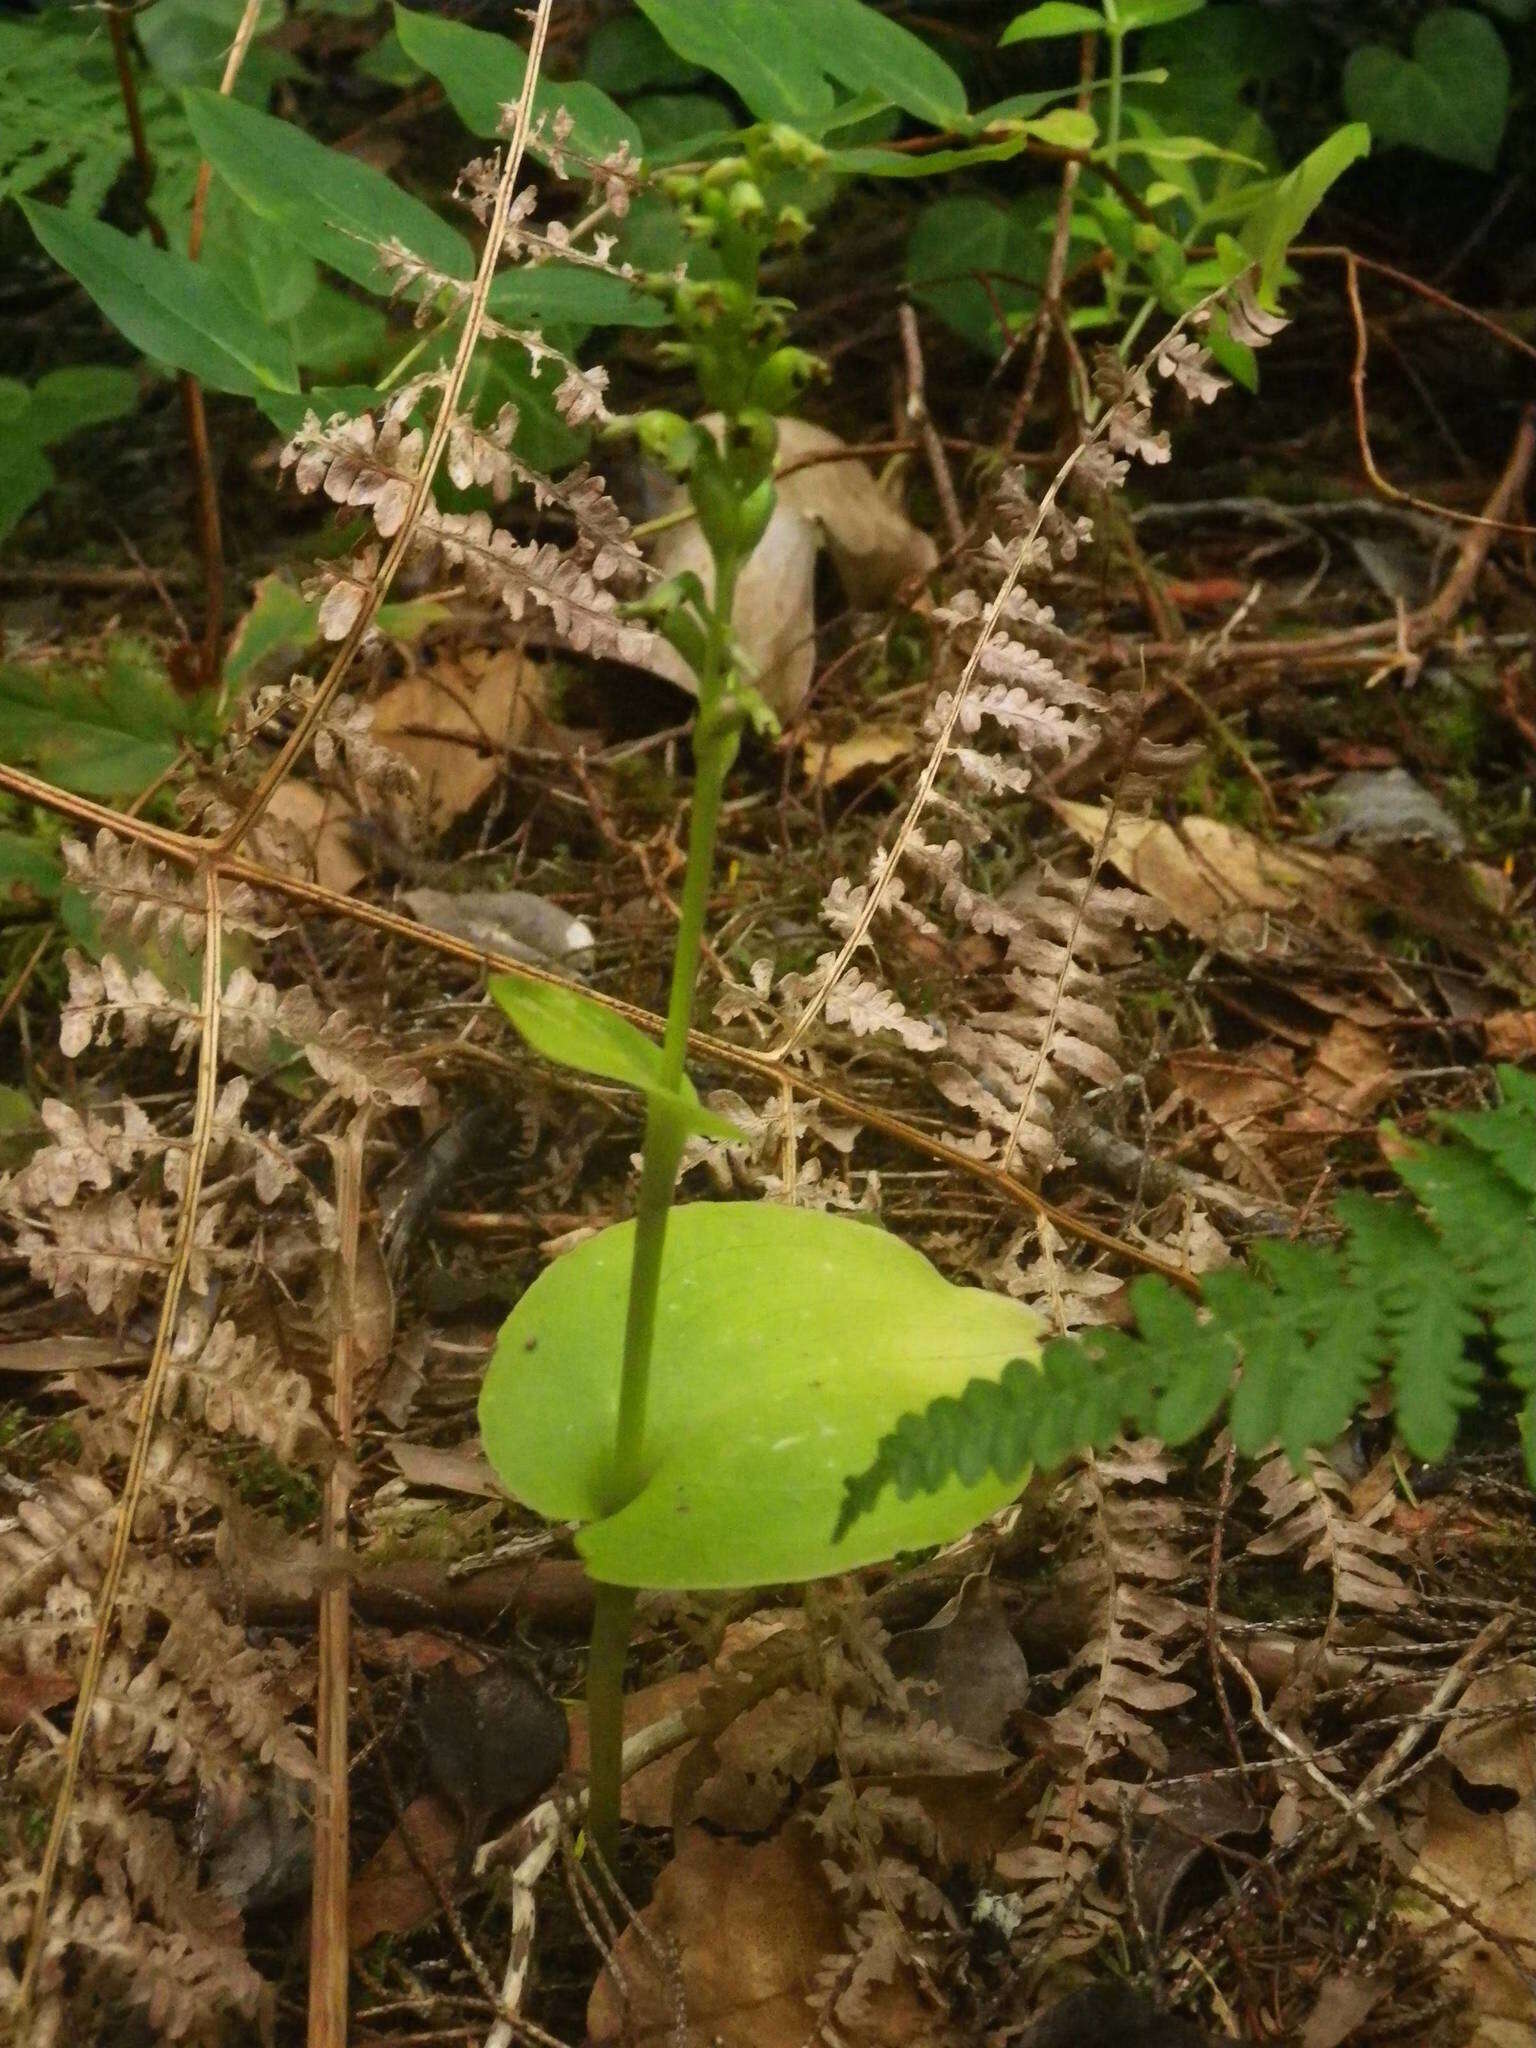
[[836, 1069, 1536, 1541]]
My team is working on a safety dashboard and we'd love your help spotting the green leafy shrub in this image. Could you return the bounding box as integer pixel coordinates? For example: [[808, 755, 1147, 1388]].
[[838, 1069, 1536, 1542], [0, 369, 138, 542]]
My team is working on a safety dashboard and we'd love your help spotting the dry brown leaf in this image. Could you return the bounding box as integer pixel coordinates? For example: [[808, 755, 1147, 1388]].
[[370, 648, 542, 829], [1406, 1666, 1536, 2047], [1485, 1010, 1536, 1063], [1299, 1973, 1386, 2048], [0, 1663, 76, 1732], [587, 1825, 951, 2048], [570, 1671, 705, 1828], [644, 418, 936, 720], [1295, 1019, 1396, 1122], [388, 1440, 501, 1497], [264, 780, 366, 895], [887, 1576, 1029, 1747], [347, 1792, 461, 1949], [802, 725, 917, 787], [1056, 803, 1373, 954]]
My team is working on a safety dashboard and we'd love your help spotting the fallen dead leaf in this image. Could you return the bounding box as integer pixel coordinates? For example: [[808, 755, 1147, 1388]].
[[265, 780, 366, 896], [370, 648, 543, 829], [388, 1440, 501, 1497], [566, 1670, 704, 1829], [644, 418, 936, 720], [1405, 1665, 1536, 2047], [887, 1576, 1029, 1747], [1485, 1010, 1536, 1063], [1299, 1972, 1386, 2048], [1055, 802, 1373, 955], [0, 1664, 76, 1732], [801, 725, 917, 787], [1295, 1018, 1396, 1122], [587, 1824, 954, 2048], [347, 1793, 461, 1949]]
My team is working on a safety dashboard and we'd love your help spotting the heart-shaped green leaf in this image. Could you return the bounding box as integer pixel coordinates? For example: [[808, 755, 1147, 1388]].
[[479, 1201, 1041, 1589], [1344, 10, 1509, 172], [488, 977, 743, 1141]]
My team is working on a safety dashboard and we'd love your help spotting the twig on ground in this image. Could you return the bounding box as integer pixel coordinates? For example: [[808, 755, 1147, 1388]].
[[898, 303, 965, 552]]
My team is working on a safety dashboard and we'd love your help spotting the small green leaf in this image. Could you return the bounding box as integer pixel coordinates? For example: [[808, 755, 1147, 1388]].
[[1001, 3, 1103, 42], [1344, 10, 1509, 172], [182, 88, 473, 296], [1117, 0, 1205, 29], [488, 977, 743, 1141], [22, 202, 297, 396], [393, 6, 641, 160], [1238, 122, 1369, 294], [480, 1202, 1041, 1588]]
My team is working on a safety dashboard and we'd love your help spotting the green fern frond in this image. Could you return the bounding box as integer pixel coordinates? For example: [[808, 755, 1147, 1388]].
[[835, 1070, 1536, 1542]]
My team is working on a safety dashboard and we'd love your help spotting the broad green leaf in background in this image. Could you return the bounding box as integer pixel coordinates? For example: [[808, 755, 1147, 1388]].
[[627, 94, 741, 160], [792, 0, 966, 126], [906, 192, 1056, 352], [1239, 121, 1370, 295], [135, 0, 289, 95], [0, 642, 214, 799], [21, 202, 298, 396], [393, 5, 641, 160], [1000, 3, 1102, 40], [480, 1202, 1041, 1587], [488, 977, 743, 1141], [634, 0, 835, 122], [10, 367, 140, 448], [0, 366, 140, 542], [1344, 9, 1511, 172], [585, 11, 706, 93], [182, 88, 473, 295]]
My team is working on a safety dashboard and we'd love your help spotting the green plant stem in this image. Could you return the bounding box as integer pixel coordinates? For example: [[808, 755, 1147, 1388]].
[[586, 546, 743, 1860], [584, 1581, 637, 1871], [1103, 6, 1124, 169]]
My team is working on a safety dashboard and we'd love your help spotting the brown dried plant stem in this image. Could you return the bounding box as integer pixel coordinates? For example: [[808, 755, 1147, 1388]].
[[105, 5, 224, 687], [215, 0, 556, 859], [308, 1113, 369, 2048], [0, 754, 1197, 1289], [17, 866, 224, 2016]]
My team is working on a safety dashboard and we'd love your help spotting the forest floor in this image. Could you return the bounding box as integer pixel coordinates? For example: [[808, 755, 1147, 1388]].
[[3, 153, 1536, 2048]]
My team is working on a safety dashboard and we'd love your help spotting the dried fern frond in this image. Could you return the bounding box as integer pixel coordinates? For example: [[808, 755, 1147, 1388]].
[[1248, 1449, 1412, 1625], [62, 833, 276, 950], [772, 278, 1284, 1180]]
